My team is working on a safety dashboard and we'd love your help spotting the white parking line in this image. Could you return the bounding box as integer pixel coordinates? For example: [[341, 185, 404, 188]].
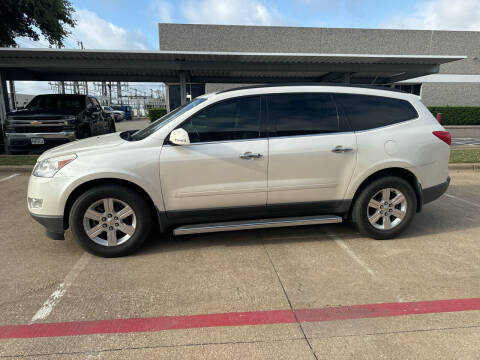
[[0, 173, 20, 182], [445, 193, 480, 209], [329, 231, 377, 279], [31, 253, 91, 322]]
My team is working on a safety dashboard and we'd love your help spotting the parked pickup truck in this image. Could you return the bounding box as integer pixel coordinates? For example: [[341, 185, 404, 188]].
[[5, 94, 116, 154]]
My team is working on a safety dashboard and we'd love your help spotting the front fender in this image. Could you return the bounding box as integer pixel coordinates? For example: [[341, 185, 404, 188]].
[[59, 170, 164, 214]]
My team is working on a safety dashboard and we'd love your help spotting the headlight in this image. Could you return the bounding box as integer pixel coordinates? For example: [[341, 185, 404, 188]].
[[33, 154, 77, 178]]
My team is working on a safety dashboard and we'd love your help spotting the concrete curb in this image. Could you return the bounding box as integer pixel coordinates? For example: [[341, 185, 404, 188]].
[[448, 163, 480, 171], [0, 165, 34, 173], [445, 125, 480, 129]]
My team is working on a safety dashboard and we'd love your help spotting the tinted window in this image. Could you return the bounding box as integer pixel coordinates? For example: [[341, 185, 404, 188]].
[[268, 94, 345, 137], [91, 97, 101, 108], [182, 96, 262, 143], [336, 94, 418, 131], [26, 95, 85, 110], [131, 98, 206, 141]]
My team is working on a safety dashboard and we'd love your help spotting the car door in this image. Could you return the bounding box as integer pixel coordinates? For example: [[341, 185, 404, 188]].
[[160, 95, 268, 223], [86, 97, 98, 134], [266, 93, 357, 215], [91, 97, 108, 133]]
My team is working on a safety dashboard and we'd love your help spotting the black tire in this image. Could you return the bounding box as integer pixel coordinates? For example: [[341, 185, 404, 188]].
[[109, 120, 116, 133], [76, 125, 91, 139], [352, 176, 417, 240], [70, 185, 152, 257], [83, 125, 92, 138]]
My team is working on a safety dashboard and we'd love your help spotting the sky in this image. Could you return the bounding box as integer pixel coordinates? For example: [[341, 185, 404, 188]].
[[13, 0, 480, 94]]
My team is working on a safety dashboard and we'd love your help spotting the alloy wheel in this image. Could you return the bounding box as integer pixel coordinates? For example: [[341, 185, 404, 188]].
[[366, 187, 407, 230], [82, 198, 136, 246]]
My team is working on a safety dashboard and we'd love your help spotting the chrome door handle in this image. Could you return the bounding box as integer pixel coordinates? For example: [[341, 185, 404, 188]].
[[240, 152, 263, 160], [331, 145, 353, 153]]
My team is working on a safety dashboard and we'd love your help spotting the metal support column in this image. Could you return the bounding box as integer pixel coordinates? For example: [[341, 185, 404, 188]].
[[8, 80, 16, 109], [0, 72, 11, 153], [165, 84, 171, 113], [179, 71, 186, 105]]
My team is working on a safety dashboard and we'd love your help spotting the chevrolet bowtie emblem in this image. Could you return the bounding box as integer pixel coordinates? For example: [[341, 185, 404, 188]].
[[31, 121, 41, 125]]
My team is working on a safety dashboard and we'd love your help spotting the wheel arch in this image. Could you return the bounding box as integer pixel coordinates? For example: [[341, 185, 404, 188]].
[[63, 178, 162, 231], [348, 167, 423, 219]]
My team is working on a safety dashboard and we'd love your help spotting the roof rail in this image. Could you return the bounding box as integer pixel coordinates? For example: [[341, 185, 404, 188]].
[[217, 83, 408, 94]]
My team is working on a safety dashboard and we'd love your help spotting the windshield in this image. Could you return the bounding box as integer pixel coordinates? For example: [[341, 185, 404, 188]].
[[26, 95, 85, 110], [111, 106, 122, 110], [130, 98, 207, 141]]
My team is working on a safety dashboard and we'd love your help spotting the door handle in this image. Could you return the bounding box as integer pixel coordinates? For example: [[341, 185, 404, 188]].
[[240, 152, 263, 160], [331, 145, 353, 153]]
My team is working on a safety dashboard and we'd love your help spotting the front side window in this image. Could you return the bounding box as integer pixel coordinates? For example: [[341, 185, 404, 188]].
[[130, 98, 206, 141], [335, 94, 418, 131], [268, 93, 346, 137], [182, 96, 262, 143]]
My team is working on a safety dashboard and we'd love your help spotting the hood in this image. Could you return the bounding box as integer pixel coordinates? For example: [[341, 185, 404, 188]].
[[38, 133, 126, 161], [9, 108, 81, 119]]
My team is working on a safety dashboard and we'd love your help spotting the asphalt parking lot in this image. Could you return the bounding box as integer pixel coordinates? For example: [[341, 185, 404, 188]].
[[1, 169, 480, 359]]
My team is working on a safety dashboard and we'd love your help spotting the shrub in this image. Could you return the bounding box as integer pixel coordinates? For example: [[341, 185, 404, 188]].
[[428, 107, 480, 126], [148, 108, 167, 122]]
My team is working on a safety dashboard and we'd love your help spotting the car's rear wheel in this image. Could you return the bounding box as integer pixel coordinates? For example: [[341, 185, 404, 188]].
[[352, 176, 417, 240], [70, 185, 151, 257]]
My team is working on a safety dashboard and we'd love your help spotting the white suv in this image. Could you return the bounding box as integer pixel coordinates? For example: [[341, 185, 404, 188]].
[[27, 85, 451, 257]]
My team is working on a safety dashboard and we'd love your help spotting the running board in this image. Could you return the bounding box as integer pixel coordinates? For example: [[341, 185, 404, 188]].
[[173, 215, 342, 235]]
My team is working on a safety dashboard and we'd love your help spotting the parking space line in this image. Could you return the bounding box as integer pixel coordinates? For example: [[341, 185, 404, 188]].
[[445, 193, 480, 209], [329, 232, 377, 279], [0, 174, 20, 183], [31, 253, 91, 323], [2, 297, 480, 340]]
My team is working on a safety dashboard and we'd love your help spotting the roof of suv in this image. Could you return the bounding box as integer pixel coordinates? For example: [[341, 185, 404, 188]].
[[217, 83, 408, 95]]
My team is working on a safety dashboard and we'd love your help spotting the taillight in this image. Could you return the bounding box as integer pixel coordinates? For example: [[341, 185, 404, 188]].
[[433, 131, 451, 145]]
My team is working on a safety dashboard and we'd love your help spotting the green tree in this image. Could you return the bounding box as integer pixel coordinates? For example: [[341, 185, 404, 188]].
[[0, 0, 76, 47]]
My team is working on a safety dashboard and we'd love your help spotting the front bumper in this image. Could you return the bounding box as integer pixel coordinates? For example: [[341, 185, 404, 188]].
[[30, 213, 65, 240], [28, 174, 77, 240], [422, 176, 450, 205], [6, 131, 76, 152]]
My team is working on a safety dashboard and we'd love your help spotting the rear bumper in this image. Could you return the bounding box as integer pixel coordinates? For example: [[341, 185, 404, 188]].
[[6, 131, 76, 152], [422, 176, 450, 205], [30, 213, 65, 240]]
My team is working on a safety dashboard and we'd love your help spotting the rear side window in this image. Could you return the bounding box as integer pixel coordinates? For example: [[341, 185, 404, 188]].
[[268, 93, 348, 137], [336, 94, 418, 131]]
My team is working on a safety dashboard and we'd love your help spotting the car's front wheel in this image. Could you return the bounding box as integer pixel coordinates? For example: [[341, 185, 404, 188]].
[[352, 176, 417, 240], [109, 120, 116, 133], [70, 185, 152, 257]]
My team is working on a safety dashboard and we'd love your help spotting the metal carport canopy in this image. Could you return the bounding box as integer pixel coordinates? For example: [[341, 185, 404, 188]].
[[0, 48, 466, 84]]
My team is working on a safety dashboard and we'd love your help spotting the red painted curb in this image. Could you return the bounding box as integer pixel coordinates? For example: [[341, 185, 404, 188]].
[[1, 298, 479, 340]]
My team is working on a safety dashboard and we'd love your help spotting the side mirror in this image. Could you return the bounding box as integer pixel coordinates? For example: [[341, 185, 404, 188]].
[[169, 128, 190, 146]]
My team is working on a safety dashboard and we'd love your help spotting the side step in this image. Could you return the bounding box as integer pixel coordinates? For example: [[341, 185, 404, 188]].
[[173, 215, 342, 236]]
